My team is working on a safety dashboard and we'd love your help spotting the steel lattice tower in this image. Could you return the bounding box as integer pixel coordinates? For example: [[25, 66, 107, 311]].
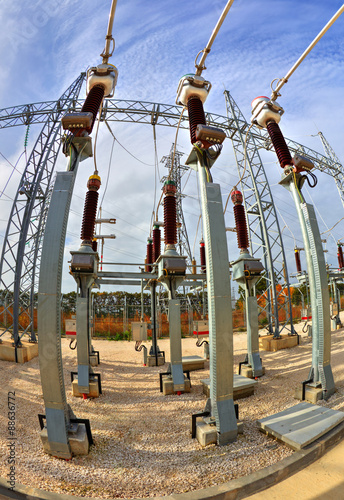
[[1, 93, 341, 343], [225, 90, 294, 336], [317, 131, 344, 210], [160, 144, 192, 262], [0, 73, 85, 346]]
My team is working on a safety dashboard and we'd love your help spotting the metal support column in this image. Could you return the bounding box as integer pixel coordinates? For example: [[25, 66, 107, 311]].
[[187, 148, 237, 444], [282, 173, 335, 398], [38, 138, 91, 458], [168, 298, 185, 391]]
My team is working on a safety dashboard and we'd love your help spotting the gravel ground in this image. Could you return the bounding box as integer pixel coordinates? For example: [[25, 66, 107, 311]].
[[1, 323, 344, 499]]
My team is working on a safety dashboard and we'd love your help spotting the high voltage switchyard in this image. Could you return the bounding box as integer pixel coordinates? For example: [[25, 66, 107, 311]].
[[1, 0, 344, 497]]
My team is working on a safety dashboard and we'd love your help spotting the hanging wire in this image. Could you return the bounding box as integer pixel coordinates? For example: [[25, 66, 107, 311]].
[[104, 121, 153, 166], [0, 151, 25, 200], [321, 217, 344, 235], [98, 133, 116, 215], [93, 98, 105, 174], [194, 0, 236, 76], [223, 123, 254, 214], [192, 214, 202, 258], [305, 186, 337, 245], [150, 123, 160, 235], [168, 107, 186, 180], [276, 206, 296, 246], [155, 106, 186, 221], [270, 5, 344, 101]]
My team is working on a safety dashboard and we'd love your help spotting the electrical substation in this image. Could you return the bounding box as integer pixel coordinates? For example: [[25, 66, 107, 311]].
[[1, 1, 344, 498]]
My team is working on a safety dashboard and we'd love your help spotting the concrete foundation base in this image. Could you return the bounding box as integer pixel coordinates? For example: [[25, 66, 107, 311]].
[[196, 420, 244, 447], [40, 423, 89, 456], [89, 354, 99, 367], [0, 340, 38, 363], [162, 375, 191, 395], [294, 383, 324, 404], [72, 379, 100, 398], [241, 364, 266, 379], [147, 354, 165, 367], [201, 374, 257, 400], [258, 402, 344, 450], [182, 355, 205, 371], [259, 334, 299, 352]]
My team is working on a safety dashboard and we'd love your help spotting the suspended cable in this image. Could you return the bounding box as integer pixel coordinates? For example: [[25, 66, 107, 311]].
[[321, 217, 344, 235], [192, 214, 202, 258], [270, 5, 344, 101], [194, 0, 235, 76], [105, 120, 154, 166], [99, 134, 116, 214], [276, 205, 296, 246], [305, 186, 337, 245], [0, 151, 25, 201], [93, 98, 105, 175], [150, 123, 160, 235], [223, 123, 254, 213], [168, 107, 186, 180]]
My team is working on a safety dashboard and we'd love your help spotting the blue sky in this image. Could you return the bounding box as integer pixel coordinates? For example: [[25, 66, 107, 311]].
[[0, 0, 344, 293]]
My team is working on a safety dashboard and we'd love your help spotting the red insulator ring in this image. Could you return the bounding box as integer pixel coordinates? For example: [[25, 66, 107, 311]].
[[81, 84, 105, 134], [295, 249, 302, 273], [81, 190, 98, 241], [152, 227, 161, 263], [266, 121, 292, 168], [200, 241, 206, 273], [164, 195, 177, 246], [338, 246, 344, 269], [187, 96, 206, 145], [146, 241, 153, 272], [233, 204, 249, 250], [231, 190, 243, 205]]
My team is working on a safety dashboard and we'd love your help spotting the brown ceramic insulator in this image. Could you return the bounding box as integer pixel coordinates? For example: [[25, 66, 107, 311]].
[[146, 241, 153, 272], [266, 121, 293, 168], [187, 96, 206, 145], [152, 227, 161, 262], [338, 246, 344, 269], [164, 195, 177, 245], [81, 84, 105, 133], [294, 249, 302, 273], [233, 204, 249, 250], [81, 190, 98, 241], [92, 240, 98, 252], [200, 241, 206, 273]]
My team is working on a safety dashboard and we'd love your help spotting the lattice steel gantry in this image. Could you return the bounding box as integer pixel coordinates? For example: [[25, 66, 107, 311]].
[[1, 91, 343, 344], [160, 144, 192, 263], [0, 73, 85, 347], [225, 90, 294, 337]]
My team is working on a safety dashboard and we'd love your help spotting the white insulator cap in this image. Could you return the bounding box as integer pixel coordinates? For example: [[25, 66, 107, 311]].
[[251, 96, 282, 128], [86, 64, 118, 97], [176, 74, 211, 106]]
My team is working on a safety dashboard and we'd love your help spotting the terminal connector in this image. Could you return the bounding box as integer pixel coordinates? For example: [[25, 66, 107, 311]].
[[251, 96, 284, 128], [195, 124, 226, 145], [292, 154, 314, 173], [61, 112, 93, 131], [86, 64, 118, 97], [176, 74, 211, 106]]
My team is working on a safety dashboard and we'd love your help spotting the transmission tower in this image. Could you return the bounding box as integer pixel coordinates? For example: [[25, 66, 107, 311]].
[[1, 95, 341, 342], [160, 144, 192, 262], [317, 131, 344, 210], [224, 90, 294, 336], [0, 73, 85, 346]]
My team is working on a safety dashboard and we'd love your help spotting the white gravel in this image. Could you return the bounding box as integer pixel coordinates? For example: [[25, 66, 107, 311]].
[[1, 324, 343, 498]]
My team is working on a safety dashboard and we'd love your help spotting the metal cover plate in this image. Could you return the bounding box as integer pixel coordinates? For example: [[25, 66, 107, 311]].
[[257, 402, 344, 450]]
